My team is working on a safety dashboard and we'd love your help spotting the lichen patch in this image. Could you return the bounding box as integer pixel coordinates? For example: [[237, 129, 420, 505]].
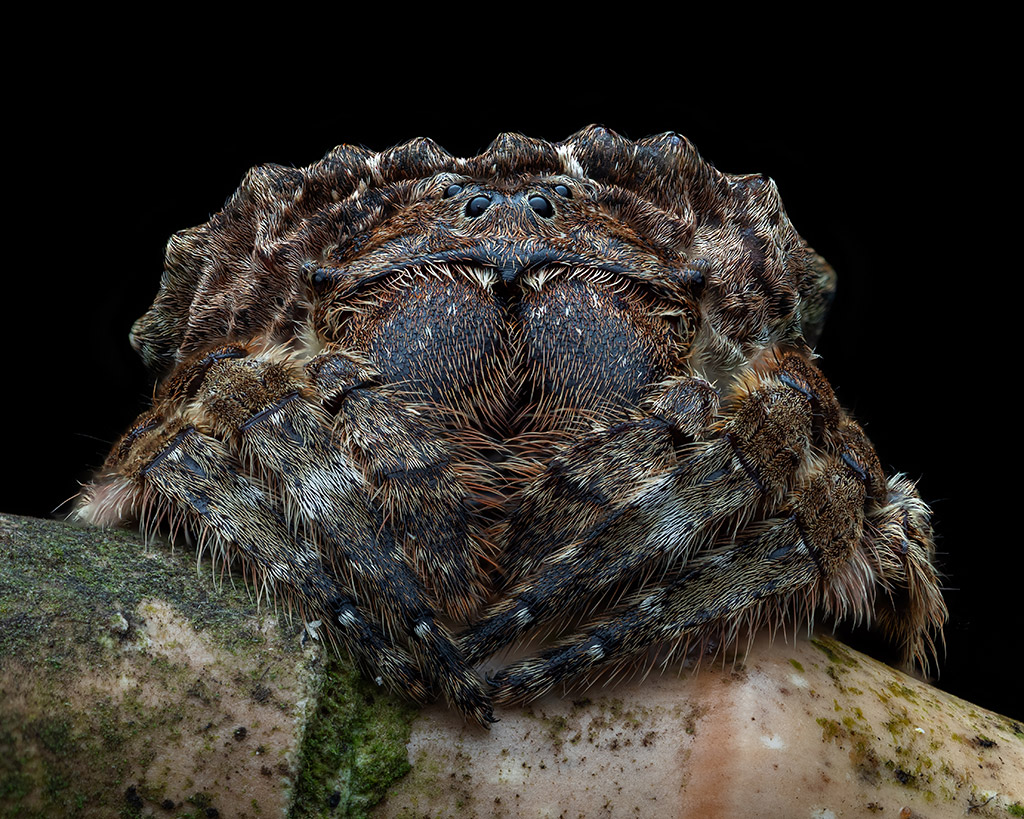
[[0, 513, 319, 818]]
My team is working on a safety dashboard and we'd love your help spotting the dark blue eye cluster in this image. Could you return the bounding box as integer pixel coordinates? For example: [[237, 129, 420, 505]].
[[444, 181, 572, 219]]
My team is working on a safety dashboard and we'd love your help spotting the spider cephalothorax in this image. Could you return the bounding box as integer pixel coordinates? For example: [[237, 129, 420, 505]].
[[76, 126, 946, 726]]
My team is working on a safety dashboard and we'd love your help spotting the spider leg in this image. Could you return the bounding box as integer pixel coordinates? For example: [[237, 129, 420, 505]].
[[78, 344, 493, 726], [81, 409, 430, 700], [465, 347, 944, 682], [866, 474, 947, 671], [462, 352, 823, 663], [488, 421, 944, 704], [494, 375, 720, 589], [488, 512, 824, 705], [305, 350, 490, 620]]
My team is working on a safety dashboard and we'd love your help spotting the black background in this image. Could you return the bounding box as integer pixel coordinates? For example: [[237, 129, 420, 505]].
[[8, 51, 1017, 719]]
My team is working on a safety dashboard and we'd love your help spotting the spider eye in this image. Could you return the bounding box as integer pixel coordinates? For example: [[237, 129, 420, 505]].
[[553, 184, 571, 198], [465, 195, 492, 217], [304, 261, 333, 292], [443, 183, 463, 198], [528, 194, 554, 218], [680, 267, 704, 288]]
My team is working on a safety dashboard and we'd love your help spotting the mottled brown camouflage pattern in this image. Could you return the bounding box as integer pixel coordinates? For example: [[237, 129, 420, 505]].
[[76, 127, 945, 724]]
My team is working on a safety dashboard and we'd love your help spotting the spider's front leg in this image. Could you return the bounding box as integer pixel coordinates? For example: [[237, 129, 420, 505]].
[[76, 344, 494, 726], [465, 347, 945, 703]]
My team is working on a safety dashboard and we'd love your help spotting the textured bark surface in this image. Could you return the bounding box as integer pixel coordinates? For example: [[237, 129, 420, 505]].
[[2, 514, 1021, 818], [386, 635, 1024, 818], [0, 514, 416, 818]]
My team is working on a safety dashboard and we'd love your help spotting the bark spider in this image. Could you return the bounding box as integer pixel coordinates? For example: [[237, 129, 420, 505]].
[[76, 126, 946, 727]]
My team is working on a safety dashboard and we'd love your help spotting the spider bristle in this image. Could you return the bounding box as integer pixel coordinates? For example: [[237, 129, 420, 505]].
[[72, 474, 137, 529]]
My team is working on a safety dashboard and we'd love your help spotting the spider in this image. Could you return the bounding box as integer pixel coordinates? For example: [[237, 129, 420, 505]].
[[75, 126, 946, 727]]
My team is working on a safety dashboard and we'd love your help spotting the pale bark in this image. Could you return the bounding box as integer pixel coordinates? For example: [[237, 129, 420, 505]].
[[2, 513, 1021, 818]]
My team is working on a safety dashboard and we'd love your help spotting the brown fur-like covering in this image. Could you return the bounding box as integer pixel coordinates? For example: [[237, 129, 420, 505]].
[[76, 126, 945, 723]]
